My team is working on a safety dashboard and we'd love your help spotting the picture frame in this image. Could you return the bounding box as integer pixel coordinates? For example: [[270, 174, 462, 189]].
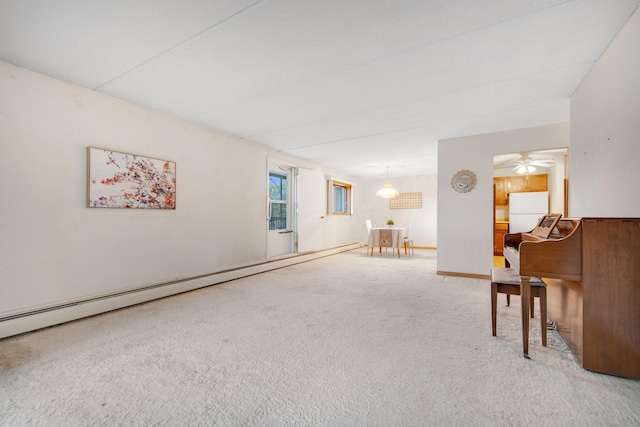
[[87, 147, 176, 209]]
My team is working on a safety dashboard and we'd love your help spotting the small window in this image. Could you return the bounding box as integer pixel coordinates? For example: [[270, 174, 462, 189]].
[[331, 180, 352, 215], [269, 172, 287, 230]]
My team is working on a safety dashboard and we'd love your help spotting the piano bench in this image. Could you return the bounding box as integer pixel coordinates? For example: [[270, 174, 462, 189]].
[[491, 268, 547, 347]]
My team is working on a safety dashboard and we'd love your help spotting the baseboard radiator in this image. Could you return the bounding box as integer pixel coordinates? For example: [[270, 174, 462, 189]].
[[0, 243, 361, 339]]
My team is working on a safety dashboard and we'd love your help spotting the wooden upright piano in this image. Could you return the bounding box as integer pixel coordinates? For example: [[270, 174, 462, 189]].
[[504, 217, 640, 380]]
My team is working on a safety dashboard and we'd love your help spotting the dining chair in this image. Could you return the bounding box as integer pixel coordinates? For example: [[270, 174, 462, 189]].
[[403, 221, 414, 256]]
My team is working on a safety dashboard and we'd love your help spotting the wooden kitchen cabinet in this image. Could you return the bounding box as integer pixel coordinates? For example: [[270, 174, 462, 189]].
[[494, 222, 509, 255], [527, 174, 548, 192], [494, 178, 508, 205], [494, 174, 547, 204], [508, 175, 528, 193]]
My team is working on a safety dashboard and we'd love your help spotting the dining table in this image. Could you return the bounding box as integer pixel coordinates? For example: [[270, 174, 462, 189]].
[[368, 227, 408, 258]]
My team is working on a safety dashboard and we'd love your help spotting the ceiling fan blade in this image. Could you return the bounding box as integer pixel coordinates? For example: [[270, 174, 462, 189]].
[[530, 160, 554, 167], [494, 151, 558, 170], [493, 162, 520, 169]]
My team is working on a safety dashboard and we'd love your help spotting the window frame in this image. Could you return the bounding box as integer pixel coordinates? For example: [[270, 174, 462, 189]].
[[329, 179, 352, 215], [268, 172, 288, 231]]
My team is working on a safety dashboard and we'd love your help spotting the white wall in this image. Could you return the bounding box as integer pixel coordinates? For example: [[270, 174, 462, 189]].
[[0, 61, 357, 323], [570, 8, 640, 217], [437, 124, 570, 276], [546, 152, 567, 215], [355, 174, 438, 248]]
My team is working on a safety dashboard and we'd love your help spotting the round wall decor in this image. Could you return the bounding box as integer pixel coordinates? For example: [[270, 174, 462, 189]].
[[451, 170, 477, 193]]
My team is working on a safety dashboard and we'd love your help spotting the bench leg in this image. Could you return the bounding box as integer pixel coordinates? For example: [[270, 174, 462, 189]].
[[530, 297, 535, 318], [521, 276, 531, 358], [541, 288, 547, 347], [491, 282, 498, 337]]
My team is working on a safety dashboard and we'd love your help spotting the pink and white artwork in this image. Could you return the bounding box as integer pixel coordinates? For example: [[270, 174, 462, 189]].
[[87, 147, 176, 209]]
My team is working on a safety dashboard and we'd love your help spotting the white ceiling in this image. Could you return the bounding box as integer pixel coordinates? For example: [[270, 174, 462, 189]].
[[1, 1, 638, 179]]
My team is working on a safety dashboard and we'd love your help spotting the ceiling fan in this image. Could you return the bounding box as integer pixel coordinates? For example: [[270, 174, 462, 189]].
[[494, 152, 554, 174]]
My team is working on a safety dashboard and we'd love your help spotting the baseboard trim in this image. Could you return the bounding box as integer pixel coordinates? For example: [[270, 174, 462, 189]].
[[437, 270, 490, 280], [363, 244, 436, 250], [0, 243, 361, 339]]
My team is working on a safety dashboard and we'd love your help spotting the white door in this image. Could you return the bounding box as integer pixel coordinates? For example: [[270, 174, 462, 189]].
[[267, 163, 294, 258], [297, 168, 325, 253]]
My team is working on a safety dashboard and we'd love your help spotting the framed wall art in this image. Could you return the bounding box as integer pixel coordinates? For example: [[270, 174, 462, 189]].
[[87, 147, 176, 209]]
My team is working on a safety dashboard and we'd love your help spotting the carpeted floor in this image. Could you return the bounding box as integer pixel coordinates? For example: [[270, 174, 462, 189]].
[[1, 249, 639, 426]]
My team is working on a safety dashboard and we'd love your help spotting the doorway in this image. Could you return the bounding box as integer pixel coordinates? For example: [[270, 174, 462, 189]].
[[267, 162, 295, 258], [492, 148, 567, 261]]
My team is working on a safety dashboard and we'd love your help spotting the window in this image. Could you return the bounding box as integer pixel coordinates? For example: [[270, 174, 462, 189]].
[[269, 172, 287, 230], [331, 180, 352, 215]]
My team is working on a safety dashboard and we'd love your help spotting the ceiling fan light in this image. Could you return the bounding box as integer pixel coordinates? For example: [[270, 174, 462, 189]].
[[527, 165, 536, 173], [516, 165, 527, 174]]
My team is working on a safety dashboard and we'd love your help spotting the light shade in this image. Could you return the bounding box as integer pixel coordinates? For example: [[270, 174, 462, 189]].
[[376, 166, 399, 198], [517, 164, 536, 174], [376, 181, 399, 198]]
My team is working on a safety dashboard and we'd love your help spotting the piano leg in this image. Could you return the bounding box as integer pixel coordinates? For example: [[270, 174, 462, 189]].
[[521, 275, 531, 358]]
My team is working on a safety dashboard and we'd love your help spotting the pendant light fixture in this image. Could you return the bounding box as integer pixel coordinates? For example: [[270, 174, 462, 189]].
[[376, 166, 399, 198]]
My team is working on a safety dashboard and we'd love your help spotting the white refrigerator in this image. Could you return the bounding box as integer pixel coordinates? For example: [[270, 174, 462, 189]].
[[508, 191, 549, 233]]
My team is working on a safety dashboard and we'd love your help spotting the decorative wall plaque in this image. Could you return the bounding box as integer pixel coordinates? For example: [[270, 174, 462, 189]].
[[390, 192, 422, 209], [451, 170, 477, 193]]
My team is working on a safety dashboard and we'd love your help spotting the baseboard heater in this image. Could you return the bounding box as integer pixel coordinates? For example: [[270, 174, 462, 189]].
[[0, 243, 361, 339]]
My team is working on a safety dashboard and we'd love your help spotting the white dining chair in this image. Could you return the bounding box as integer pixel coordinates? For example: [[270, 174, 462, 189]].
[[365, 219, 372, 252], [403, 221, 414, 257]]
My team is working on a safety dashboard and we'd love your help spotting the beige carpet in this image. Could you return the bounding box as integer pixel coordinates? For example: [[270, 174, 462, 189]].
[[1, 249, 639, 426]]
